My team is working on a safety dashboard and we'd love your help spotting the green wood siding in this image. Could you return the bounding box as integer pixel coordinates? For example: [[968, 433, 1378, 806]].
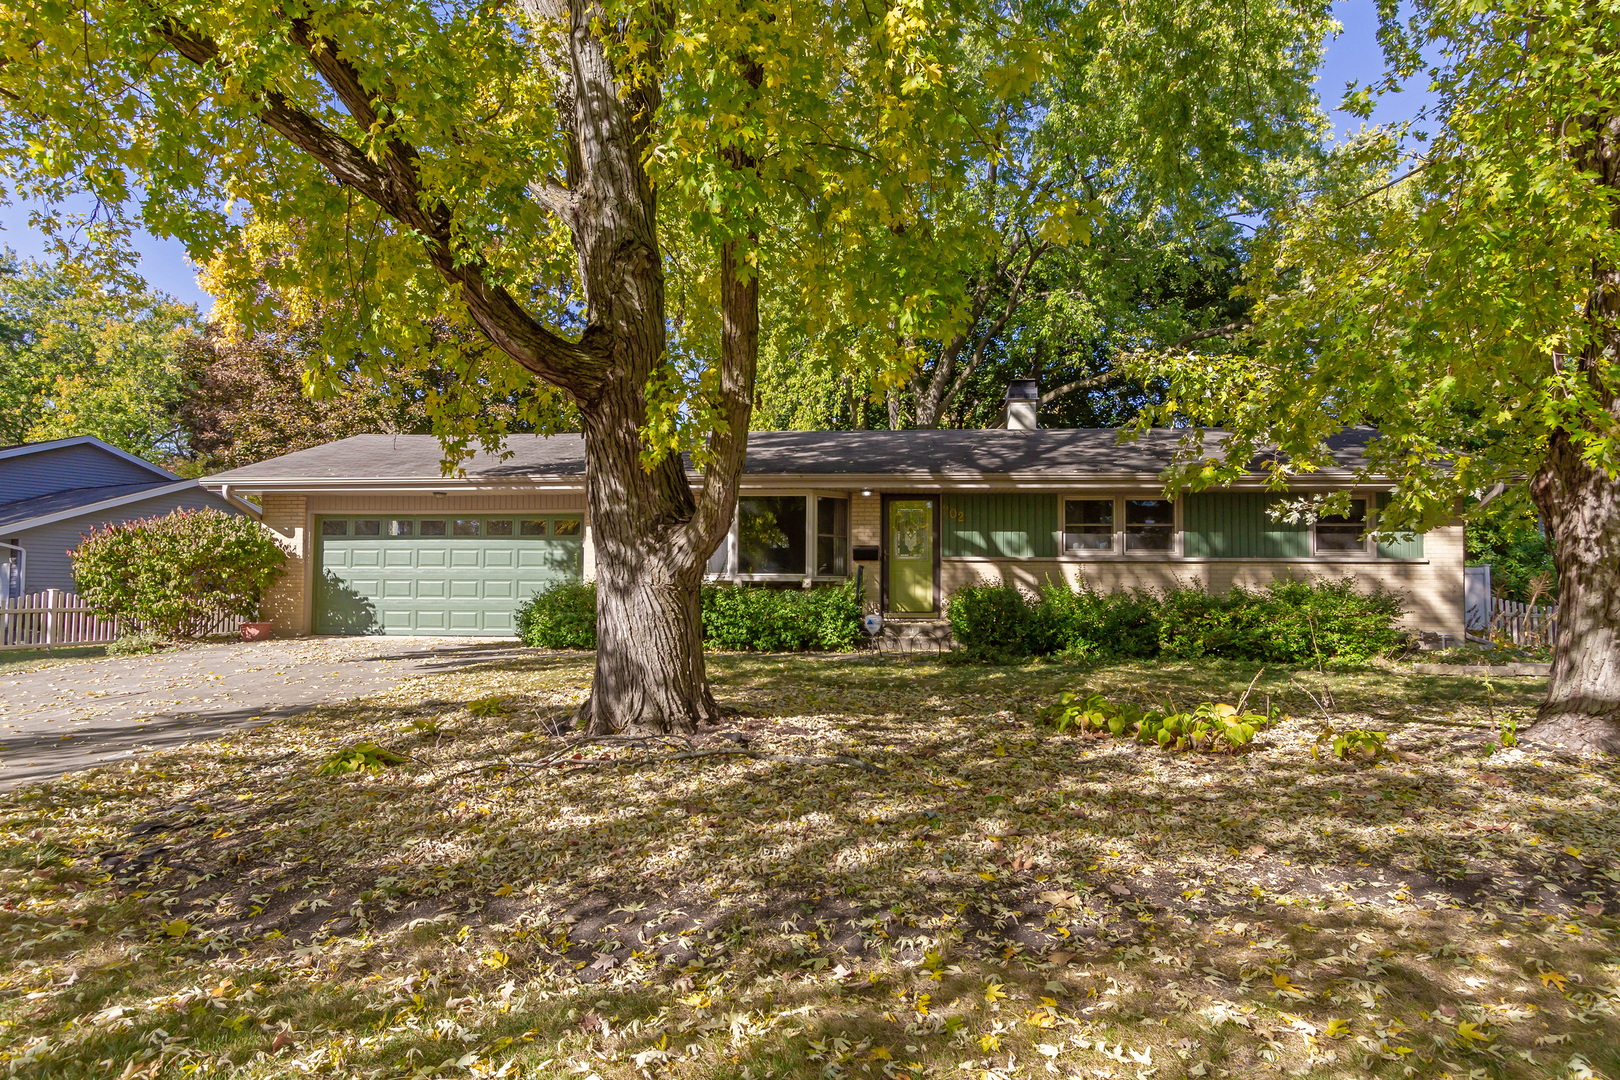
[[1183, 492, 1310, 558], [315, 515, 583, 635], [1374, 492, 1424, 558], [940, 494, 1058, 558]]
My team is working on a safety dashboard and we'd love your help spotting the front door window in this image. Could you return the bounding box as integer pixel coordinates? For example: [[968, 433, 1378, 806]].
[[888, 499, 935, 613]]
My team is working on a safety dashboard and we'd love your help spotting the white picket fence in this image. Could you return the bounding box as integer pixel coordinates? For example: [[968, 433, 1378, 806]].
[[0, 590, 241, 651], [1490, 597, 1558, 648]]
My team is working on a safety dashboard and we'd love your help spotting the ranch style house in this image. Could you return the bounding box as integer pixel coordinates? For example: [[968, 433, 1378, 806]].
[[202, 413, 1465, 643]]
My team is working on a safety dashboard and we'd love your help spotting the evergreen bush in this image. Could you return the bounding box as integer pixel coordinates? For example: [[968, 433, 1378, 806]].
[[71, 508, 286, 640]]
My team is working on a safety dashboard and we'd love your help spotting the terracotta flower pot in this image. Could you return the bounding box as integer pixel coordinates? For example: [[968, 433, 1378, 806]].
[[240, 622, 274, 641]]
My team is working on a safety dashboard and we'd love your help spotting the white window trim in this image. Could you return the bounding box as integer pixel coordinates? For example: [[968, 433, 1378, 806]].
[[711, 491, 853, 585], [1312, 495, 1376, 559], [1061, 494, 1181, 559]]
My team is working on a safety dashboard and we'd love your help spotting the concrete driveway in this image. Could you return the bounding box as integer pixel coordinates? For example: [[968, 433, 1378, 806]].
[[0, 637, 531, 791]]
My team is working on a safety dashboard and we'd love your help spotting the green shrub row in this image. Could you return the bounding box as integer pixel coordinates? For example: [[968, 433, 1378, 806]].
[[946, 577, 1407, 664], [516, 580, 863, 652]]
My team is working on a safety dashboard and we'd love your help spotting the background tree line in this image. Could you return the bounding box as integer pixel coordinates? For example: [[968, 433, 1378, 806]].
[[0, 250, 571, 476]]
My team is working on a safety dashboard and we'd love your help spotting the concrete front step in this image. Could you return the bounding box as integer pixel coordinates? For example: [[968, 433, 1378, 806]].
[[874, 619, 956, 655]]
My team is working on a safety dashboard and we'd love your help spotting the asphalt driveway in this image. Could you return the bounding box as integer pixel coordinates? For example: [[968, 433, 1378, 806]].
[[0, 637, 531, 791]]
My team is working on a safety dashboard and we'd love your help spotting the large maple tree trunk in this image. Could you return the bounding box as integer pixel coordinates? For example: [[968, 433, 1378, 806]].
[[1526, 108, 1620, 754], [1528, 433, 1620, 753]]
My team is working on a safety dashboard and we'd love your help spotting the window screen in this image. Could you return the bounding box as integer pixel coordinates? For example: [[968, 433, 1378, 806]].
[[1124, 499, 1174, 552], [1064, 499, 1114, 551], [816, 497, 848, 576], [1316, 500, 1367, 552]]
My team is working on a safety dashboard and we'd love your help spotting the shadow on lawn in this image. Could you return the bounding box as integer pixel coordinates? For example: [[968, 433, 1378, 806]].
[[1, 654, 1612, 1079]]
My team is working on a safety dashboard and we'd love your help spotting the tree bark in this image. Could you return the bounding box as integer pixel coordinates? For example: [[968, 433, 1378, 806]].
[[1528, 432, 1620, 753], [1526, 106, 1620, 754], [155, 3, 756, 737]]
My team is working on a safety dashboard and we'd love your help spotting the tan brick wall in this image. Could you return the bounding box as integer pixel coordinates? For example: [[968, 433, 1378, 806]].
[[258, 494, 309, 637], [850, 493, 881, 610], [939, 521, 1466, 638]]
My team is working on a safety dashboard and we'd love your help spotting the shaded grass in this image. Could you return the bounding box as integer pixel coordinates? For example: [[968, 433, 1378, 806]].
[[0, 645, 110, 674], [1, 653, 1616, 1080]]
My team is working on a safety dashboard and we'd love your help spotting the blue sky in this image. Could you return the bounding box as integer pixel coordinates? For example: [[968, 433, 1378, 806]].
[[0, 1, 1429, 315]]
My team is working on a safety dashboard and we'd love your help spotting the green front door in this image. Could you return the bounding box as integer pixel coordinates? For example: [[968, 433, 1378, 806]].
[[315, 514, 584, 635], [887, 498, 936, 613]]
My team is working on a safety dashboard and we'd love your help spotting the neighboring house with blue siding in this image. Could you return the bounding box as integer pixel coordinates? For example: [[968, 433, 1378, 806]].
[[0, 437, 251, 600], [202, 381, 1465, 642]]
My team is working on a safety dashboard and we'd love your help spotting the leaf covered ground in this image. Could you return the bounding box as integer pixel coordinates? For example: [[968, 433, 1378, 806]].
[[1, 652, 1617, 1080]]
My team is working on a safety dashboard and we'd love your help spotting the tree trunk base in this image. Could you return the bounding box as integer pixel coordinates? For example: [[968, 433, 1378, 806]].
[[1524, 711, 1620, 756], [574, 689, 719, 738]]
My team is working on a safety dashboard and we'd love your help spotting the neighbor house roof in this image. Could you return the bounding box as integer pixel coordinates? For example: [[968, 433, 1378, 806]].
[[0, 480, 205, 533], [0, 435, 179, 476], [202, 428, 1383, 493], [0, 436, 258, 531]]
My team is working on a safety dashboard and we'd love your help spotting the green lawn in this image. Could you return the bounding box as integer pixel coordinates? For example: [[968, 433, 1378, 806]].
[[2, 653, 1615, 1080], [0, 645, 110, 675]]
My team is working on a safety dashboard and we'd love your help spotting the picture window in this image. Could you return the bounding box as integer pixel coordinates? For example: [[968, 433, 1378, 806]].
[[738, 496, 807, 575]]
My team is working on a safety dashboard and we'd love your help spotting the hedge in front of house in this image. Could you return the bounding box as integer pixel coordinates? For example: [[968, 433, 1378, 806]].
[[515, 581, 600, 650], [516, 580, 863, 652], [946, 578, 1407, 664], [72, 507, 287, 640]]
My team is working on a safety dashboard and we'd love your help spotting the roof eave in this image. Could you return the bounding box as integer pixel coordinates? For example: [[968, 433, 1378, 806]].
[[203, 469, 1384, 494]]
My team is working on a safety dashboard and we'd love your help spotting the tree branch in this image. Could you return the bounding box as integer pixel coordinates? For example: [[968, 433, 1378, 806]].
[[153, 17, 604, 393]]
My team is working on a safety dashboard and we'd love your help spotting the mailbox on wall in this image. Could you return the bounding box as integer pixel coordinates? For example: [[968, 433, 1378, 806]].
[[852, 545, 880, 562]]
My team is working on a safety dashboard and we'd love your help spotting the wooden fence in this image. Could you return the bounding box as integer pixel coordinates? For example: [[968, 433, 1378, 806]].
[[0, 591, 241, 651], [1490, 597, 1558, 648]]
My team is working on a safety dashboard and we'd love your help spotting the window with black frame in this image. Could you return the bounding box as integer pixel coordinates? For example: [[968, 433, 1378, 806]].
[[738, 496, 807, 575], [1315, 500, 1368, 553], [1064, 499, 1114, 551], [1124, 499, 1174, 552]]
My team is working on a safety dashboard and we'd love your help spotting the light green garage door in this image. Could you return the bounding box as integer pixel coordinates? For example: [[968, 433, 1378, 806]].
[[315, 514, 583, 635]]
